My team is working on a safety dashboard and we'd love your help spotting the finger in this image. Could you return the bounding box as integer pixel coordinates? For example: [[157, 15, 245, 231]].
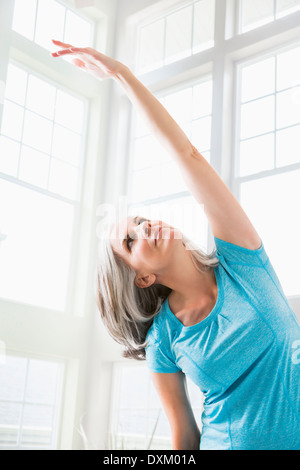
[[52, 47, 90, 58], [52, 39, 73, 48], [51, 48, 76, 57], [70, 47, 104, 59], [69, 47, 90, 54]]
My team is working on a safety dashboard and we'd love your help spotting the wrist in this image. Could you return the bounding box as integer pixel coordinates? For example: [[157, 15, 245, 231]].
[[112, 64, 133, 83]]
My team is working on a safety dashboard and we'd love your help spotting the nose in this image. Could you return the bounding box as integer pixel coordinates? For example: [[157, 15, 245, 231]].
[[137, 220, 164, 240], [136, 220, 151, 238]]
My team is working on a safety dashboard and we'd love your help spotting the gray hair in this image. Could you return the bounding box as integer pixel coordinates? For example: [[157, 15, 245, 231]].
[[95, 224, 219, 360]]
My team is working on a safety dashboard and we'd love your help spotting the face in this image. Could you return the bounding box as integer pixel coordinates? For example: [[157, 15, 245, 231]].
[[110, 216, 183, 288]]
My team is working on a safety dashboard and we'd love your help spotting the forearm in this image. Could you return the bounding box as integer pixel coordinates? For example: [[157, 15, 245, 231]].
[[113, 66, 192, 162], [171, 428, 201, 450]]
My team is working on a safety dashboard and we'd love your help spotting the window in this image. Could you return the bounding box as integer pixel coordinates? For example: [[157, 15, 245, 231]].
[[12, 0, 93, 50], [236, 44, 300, 296], [110, 363, 203, 450], [1, 63, 85, 199], [239, 0, 300, 33], [0, 63, 86, 310], [137, 0, 215, 74], [0, 0, 107, 451], [0, 353, 64, 449]]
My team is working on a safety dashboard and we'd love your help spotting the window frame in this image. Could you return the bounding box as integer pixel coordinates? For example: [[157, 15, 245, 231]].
[[0, 349, 65, 450], [0, 0, 114, 450]]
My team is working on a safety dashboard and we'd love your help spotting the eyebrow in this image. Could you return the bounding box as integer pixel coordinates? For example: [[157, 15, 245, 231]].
[[121, 216, 139, 251]]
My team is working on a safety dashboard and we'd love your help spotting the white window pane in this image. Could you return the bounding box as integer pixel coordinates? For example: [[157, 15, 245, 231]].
[[21, 404, 53, 447], [131, 166, 162, 202], [48, 158, 79, 200], [138, 19, 165, 73], [165, 6, 193, 64], [241, 0, 274, 32], [193, 0, 215, 53], [52, 125, 81, 166], [192, 81, 212, 119], [165, 88, 193, 127], [0, 355, 63, 450], [64, 10, 93, 47], [159, 161, 188, 196], [19, 146, 50, 188], [0, 356, 27, 401], [55, 91, 84, 133], [241, 96, 275, 139], [276, 87, 300, 129], [239, 134, 274, 176], [276, 0, 300, 17], [133, 136, 170, 171], [1, 100, 24, 141], [0, 180, 74, 310], [22, 111, 53, 154], [0, 402, 21, 446], [12, 0, 37, 41], [191, 117, 212, 151], [26, 75, 56, 120], [241, 57, 275, 102], [240, 170, 300, 296], [5, 64, 28, 106], [119, 367, 149, 409], [0, 137, 20, 177], [25, 361, 60, 405], [131, 162, 187, 203], [277, 46, 300, 91], [276, 125, 300, 167], [35, 0, 65, 51], [118, 409, 149, 436], [149, 409, 170, 439]]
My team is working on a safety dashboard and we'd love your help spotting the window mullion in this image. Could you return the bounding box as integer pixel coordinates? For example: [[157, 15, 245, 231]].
[[210, 0, 227, 171]]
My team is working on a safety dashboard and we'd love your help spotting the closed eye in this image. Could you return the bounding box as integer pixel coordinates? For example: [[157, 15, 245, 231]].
[[126, 217, 148, 251]]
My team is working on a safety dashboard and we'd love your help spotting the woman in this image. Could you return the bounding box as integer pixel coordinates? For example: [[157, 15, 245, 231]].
[[52, 41, 300, 450]]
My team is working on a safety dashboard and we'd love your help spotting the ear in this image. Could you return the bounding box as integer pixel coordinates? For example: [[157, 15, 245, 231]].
[[134, 273, 156, 289]]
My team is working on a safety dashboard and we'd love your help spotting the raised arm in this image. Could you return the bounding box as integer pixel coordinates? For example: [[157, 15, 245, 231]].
[[52, 42, 261, 250], [150, 371, 201, 450]]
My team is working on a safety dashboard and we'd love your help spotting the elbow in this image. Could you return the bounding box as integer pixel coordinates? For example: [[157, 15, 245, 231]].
[[190, 144, 205, 161]]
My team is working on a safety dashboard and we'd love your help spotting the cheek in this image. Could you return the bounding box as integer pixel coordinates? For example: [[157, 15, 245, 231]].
[[134, 240, 152, 263]]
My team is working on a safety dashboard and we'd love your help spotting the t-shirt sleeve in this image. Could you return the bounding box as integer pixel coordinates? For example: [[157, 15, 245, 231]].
[[214, 236, 268, 267], [146, 342, 181, 373], [145, 322, 181, 374], [214, 236, 286, 296]]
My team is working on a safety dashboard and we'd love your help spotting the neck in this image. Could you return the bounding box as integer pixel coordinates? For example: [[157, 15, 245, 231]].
[[156, 249, 217, 308]]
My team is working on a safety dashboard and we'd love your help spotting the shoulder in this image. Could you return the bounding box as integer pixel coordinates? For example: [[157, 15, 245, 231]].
[[146, 299, 168, 345], [214, 236, 268, 267]]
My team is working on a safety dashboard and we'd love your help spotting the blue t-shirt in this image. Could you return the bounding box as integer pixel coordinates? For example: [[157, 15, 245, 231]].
[[145, 237, 300, 450]]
